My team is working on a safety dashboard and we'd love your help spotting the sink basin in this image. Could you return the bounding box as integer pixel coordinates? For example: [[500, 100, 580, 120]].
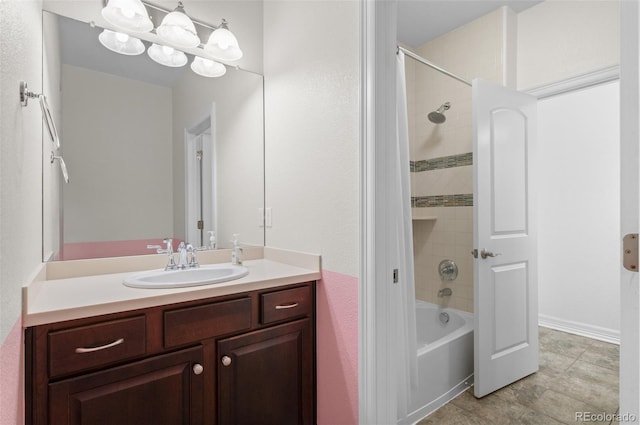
[[123, 264, 249, 289]]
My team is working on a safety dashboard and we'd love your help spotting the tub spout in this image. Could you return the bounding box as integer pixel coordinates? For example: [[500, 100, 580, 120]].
[[438, 288, 452, 297]]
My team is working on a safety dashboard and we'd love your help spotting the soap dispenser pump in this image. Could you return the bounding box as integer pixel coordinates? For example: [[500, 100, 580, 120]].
[[231, 234, 242, 265], [208, 230, 217, 249]]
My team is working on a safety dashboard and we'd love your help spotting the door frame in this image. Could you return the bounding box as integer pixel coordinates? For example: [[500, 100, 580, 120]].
[[184, 105, 217, 247], [619, 1, 639, 420]]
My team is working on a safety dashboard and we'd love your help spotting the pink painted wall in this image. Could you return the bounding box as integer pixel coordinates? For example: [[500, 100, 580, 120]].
[[0, 318, 24, 425], [316, 270, 359, 425]]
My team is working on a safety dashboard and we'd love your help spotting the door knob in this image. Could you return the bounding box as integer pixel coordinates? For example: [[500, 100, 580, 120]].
[[480, 249, 502, 259], [193, 363, 204, 375], [221, 355, 232, 366]]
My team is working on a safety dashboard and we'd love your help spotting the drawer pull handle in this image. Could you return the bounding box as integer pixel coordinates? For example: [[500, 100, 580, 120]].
[[75, 338, 124, 353], [275, 302, 299, 310]]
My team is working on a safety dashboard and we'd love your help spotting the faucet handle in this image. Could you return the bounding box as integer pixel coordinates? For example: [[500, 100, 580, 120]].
[[147, 244, 163, 253], [186, 244, 202, 268]]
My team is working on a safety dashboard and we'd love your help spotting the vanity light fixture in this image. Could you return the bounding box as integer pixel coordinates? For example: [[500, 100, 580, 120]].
[[156, 2, 200, 49], [98, 0, 244, 77], [101, 0, 153, 33], [98, 29, 145, 55], [147, 43, 188, 67], [204, 19, 243, 61], [190, 56, 226, 78]]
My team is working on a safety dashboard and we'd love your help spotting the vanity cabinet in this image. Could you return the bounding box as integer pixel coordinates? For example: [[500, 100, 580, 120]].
[[25, 282, 316, 425]]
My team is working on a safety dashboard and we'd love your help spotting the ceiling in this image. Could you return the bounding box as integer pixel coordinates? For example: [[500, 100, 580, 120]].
[[58, 14, 188, 88], [397, 0, 542, 48]]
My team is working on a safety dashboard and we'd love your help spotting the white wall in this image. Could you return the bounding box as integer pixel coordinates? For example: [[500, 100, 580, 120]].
[[62, 65, 173, 242], [537, 81, 620, 341], [0, 1, 44, 423], [517, 0, 620, 90], [263, 1, 359, 276]]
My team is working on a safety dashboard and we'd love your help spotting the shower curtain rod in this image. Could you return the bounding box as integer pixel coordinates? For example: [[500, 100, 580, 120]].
[[397, 46, 472, 87]]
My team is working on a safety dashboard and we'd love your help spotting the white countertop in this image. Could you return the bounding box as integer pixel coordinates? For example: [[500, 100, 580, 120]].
[[23, 247, 322, 327]]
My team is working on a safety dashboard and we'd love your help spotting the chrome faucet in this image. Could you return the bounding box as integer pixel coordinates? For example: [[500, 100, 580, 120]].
[[148, 239, 202, 270], [177, 242, 188, 269], [438, 288, 453, 297]]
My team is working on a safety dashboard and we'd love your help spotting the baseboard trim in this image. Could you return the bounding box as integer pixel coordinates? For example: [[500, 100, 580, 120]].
[[539, 314, 620, 345]]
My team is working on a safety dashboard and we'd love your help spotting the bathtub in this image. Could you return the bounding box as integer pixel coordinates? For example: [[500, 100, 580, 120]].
[[401, 300, 474, 425]]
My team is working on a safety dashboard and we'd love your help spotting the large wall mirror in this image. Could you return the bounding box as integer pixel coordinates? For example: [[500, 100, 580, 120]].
[[42, 9, 265, 261]]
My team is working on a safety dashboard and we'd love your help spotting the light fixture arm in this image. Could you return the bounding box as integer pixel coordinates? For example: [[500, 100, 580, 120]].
[[107, 0, 228, 33]]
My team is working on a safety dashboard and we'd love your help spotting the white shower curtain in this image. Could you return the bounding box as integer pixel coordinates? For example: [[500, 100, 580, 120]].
[[394, 51, 418, 420]]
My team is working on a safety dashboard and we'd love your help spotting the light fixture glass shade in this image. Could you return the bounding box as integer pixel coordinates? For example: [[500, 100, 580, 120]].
[[98, 29, 145, 55], [147, 44, 188, 67], [204, 25, 243, 61], [190, 56, 226, 78], [101, 0, 153, 33], [156, 3, 200, 48]]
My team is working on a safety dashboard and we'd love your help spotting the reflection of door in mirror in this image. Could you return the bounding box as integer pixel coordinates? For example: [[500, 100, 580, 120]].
[[186, 112, 216, 248]]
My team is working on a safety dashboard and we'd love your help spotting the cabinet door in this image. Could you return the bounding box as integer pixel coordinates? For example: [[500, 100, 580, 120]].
[[49, 346, 204, 425], [218, 319, 314, 425]]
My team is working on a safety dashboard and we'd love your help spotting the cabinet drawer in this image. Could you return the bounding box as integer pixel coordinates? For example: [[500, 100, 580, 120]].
[[261, 285, 312, 324], [164, 297, 252, 348], [48, 316, 146, 379]]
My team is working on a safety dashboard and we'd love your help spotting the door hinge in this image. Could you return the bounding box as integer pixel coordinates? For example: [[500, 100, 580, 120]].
[[197, 220, 204, 230], [623, 233, 638, 272], [393, 269, 399, 284]]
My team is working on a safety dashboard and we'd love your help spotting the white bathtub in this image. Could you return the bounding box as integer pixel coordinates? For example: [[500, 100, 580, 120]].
[[402, 300, 474, 425]]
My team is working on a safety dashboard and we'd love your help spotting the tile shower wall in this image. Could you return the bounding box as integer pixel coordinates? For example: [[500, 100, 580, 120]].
[[406, 8, 509, 312]]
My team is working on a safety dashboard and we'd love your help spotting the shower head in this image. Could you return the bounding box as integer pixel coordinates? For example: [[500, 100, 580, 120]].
[[428, 102, 451, 124]]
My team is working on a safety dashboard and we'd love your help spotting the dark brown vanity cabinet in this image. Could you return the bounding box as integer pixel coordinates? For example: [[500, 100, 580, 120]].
[[25, 282, 316, 425]]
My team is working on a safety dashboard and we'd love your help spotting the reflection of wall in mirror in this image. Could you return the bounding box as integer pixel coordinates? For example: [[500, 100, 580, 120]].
[[62, 65, 174, 243], [43, 12, 62, 260]]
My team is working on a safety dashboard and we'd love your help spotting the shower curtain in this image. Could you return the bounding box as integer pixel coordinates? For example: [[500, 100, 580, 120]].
[[394, 51, 418, 420]]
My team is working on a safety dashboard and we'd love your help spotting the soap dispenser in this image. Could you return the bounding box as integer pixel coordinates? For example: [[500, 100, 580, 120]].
[[231, 234, 243, 265], [208, 230, 217, 249]]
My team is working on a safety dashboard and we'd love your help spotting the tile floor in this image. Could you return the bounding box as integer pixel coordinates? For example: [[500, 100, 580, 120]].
[[418, 327, 620, 425]]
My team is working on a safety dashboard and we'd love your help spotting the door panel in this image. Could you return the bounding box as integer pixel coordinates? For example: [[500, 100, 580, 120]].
[[491, 109, 528, 235], [473, 79, 538, 398], [49, 346, 204, 425], [217, 319, 314, 425]]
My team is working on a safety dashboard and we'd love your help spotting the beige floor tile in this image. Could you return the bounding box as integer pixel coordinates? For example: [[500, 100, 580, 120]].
[[579, 339, 620, 372], [416, 403, 490, 425], [416, 328, 619, 425], [450, 390, 529, 425], [531, 390, 608, 425]]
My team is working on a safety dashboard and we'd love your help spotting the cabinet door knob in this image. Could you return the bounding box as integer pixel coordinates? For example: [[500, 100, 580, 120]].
[[221, 355, 232, 366], [193, 363, 204, 375]]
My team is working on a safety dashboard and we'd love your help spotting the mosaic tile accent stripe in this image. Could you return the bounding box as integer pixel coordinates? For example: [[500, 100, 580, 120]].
[[410, 152, 473, 172], [412, 193, 473, 208]]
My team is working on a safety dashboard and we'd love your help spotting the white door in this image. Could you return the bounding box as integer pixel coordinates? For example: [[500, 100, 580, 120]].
[[473, 79, 538, 398]]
